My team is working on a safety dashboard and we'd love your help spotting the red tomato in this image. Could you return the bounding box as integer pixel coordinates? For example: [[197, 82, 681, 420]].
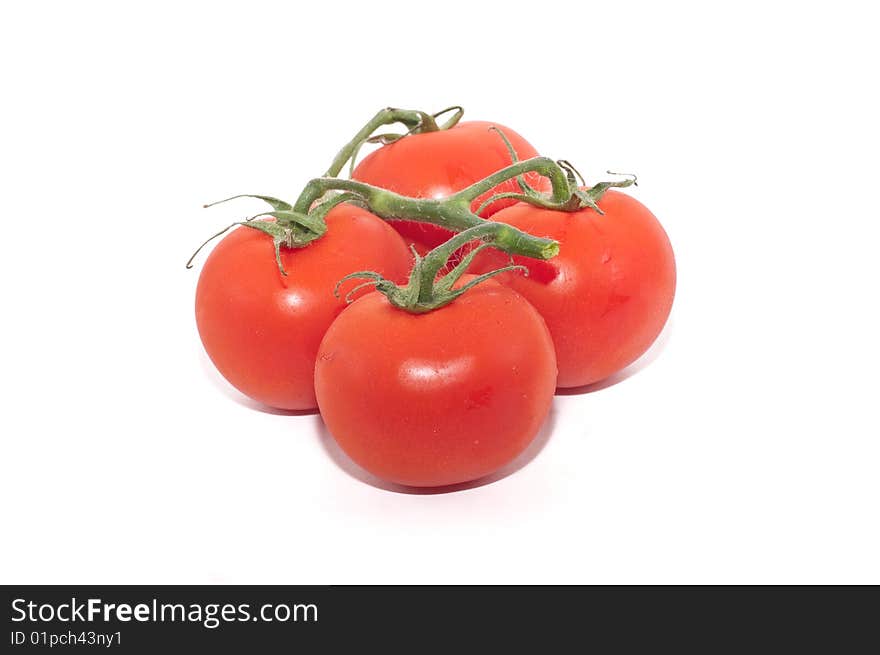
[[314, 278, 557, 487], [352, 120, 550, 254], [195, 204, 412, 410], [477, 190, 676, 388]]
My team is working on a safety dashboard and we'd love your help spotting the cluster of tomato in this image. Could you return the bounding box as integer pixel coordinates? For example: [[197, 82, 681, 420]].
[[192, 108, 676, 488]]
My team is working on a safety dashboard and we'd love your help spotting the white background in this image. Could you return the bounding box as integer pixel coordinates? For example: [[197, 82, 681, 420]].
[[1, 1, 878, 584]]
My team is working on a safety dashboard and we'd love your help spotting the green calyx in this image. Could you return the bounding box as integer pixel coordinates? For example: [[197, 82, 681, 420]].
[[186, 193, 360, 275], [559, 163, 638, 214], [336, 223, 543, 314]]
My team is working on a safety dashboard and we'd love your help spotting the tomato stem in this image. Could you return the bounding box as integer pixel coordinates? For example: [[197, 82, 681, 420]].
[[335, 224, 534, 314], [191, 194, 333, 275], [322, 106, 464, 178], [291, 172, 560, 260], [191, 107, 638, 279], [413, 223, 545, 303], [291, 148, 602, 261], [450, 157, 572, 205]]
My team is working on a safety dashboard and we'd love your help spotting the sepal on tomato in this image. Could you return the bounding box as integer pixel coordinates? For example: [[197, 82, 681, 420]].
[[334, 223, 543, 314]]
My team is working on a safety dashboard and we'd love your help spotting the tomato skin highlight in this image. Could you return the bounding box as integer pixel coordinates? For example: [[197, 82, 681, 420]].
[[195, 205, 412, 411], [352, 120, 550, 254], [314, 280, 557, 487], [477, 190, 676, 388]]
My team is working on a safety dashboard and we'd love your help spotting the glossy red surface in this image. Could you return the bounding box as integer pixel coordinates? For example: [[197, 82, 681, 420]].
[[315, 280, 557, 487], [195, 205, 412, 410], [476, 190, 676, 388]]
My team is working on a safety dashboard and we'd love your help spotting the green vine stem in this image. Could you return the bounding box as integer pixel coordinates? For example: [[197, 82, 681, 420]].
[[473, 128, 638, 215], [191, 107, 639, 283], [289, 156, 574, 259], [323, 106, 464, 178], [192, 156, 635, 273], [335, 224, 532, 313]]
